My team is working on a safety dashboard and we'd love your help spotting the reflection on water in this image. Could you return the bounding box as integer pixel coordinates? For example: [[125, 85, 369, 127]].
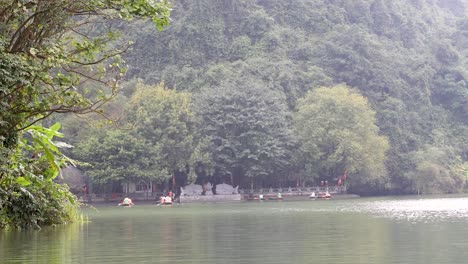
[[0, 222, 86, 264], [342, 197, 468, 222], [1, 196, 468, 264]]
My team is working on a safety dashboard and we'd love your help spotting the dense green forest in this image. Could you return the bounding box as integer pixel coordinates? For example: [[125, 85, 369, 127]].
[[62, 0, 468, 196]]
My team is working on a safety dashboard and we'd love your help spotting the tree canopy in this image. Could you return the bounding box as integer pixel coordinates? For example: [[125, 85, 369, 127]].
[[0, 0, 171, 141], [294, 85, 389, 193], [195, 81, 295, 188], [72, 82, 210, 187], [112, 0, 466, 195]]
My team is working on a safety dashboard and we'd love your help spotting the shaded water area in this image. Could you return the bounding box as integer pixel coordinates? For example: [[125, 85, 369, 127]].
[[2, 196, 468, 264]]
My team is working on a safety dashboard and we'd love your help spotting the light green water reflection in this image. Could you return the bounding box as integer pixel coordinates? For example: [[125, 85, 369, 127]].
[[2, 197, 468, 264]]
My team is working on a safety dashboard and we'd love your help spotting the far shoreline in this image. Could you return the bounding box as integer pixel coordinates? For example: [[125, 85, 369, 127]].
[[80, 193, 361, 207]]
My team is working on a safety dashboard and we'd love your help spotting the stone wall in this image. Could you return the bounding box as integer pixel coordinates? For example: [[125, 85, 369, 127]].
[[180, 194, 241, 203]]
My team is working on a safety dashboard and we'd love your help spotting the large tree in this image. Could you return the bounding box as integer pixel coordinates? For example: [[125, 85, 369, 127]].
[[73, 128, 157, 185], [196, 81, 295, 189], [71, 82, 211, 191], [293, 85, 389, 194], [125, 82, 210, 185], [410, 145, 465, 195], [0, 0, 171, 143]]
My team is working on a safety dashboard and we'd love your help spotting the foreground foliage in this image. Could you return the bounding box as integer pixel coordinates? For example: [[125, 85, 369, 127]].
[[0, 123, 80, 229], [0, 0, 171, 228]]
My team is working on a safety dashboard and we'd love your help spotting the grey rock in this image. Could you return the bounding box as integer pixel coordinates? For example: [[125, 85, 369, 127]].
[[180, 183, 203, 196], [216, 183, 239, 195]]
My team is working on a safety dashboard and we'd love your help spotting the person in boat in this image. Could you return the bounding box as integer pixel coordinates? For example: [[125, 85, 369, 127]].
[[310, 192, 316, 199], [160, 195, 173, 205], [318, 192, 331, 199], [120, 197, 134, 206]]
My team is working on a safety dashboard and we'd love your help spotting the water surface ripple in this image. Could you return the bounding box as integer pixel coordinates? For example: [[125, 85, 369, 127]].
[[1, 196, 468, 264], [340, 197, 468, 222]]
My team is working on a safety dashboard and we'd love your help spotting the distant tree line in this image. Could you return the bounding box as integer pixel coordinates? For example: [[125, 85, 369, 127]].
[[66, 82, 389, 195]]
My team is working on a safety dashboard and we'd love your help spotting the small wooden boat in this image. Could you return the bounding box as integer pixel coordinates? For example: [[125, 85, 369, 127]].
[[244, 194, 261, 201], [309, 192, 317, 200], [268, 194, 283, 200], [267, 197, 283, 200], [157, 196, 173, 206], [118, 198, 134, 206], [317, 192, 331, 199]]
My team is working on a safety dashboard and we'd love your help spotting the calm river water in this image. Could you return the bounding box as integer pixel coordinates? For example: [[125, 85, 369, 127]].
[[2, 196, 468, 264]]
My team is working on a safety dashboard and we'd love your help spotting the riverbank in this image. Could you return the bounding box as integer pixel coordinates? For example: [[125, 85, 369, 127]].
[[80, 193, 360, 206]]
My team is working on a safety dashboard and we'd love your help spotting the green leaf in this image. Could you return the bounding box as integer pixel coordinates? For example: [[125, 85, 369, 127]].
[[16, 177, 32, 186]]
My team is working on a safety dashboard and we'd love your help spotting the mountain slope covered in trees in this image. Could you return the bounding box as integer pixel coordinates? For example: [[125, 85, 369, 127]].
[[66, 0, 467, 195]]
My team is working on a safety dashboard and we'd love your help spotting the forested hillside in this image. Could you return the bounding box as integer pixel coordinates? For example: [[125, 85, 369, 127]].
[[64, 0, 468, 195]]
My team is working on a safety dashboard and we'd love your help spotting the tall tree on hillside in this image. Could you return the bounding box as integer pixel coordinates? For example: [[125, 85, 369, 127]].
[[294, 85, 389, 194], [73, 82, 210, 190], [73, 128, 157, 185], [196, 81, 295, 189], [126, 82, 211, 186], [411, 145, 465, 194]]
